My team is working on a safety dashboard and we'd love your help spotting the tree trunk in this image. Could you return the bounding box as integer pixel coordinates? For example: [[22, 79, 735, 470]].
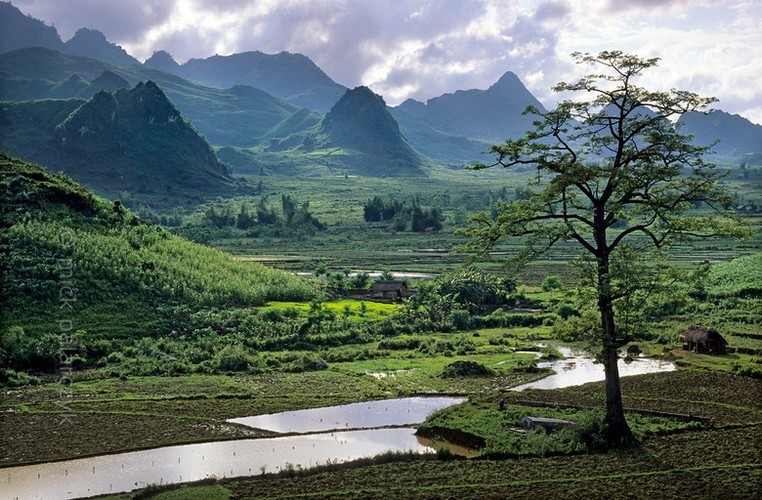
[[598, 256, 637, 448]]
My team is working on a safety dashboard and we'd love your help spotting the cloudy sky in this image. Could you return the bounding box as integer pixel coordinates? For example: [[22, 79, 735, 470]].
[[14, 0, 762, 123]]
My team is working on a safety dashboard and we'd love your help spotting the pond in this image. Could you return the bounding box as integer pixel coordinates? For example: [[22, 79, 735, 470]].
[[0, 397, 466, 500], [228, 396, 466, 433], [510, 347, 676, 391]]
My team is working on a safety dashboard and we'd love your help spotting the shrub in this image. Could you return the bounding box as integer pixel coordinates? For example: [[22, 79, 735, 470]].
[[555, 302, 580, 319], [541, 275, 564, 292], [214, 344, 255, 372], [441, 360, 492, 378]]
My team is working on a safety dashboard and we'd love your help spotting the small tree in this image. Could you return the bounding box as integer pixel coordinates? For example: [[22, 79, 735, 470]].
[[461, 51, 745, 447], [236, 203, 254, 229]]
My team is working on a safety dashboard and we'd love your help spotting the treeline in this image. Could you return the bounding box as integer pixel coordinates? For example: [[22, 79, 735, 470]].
[[205, 194, 325, 231], [363, 195, 443, 232]]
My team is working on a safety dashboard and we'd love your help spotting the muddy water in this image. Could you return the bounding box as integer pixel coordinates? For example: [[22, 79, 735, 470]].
[[228, 396, 467, 433], [0, 397, 466, 500], [511, 347, 676, 391]]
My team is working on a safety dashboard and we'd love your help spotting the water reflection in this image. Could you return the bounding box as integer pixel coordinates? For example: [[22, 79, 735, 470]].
[[228, 397, 467, 433], [511, 347, 676, 391], [0, 397, 467, 500], [0, 429, 437, 500]]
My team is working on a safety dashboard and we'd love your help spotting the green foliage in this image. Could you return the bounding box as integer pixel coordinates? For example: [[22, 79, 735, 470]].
[[407, 270, 517, 321], [185, 194, 326, 240], [363, 195, 403, 221], [0, 156, 317, 372], [705, 253, 762, 297], [410, 197, 444, 232], [555, 302, 580, 320], [441, 360, 492, 378], [214, 345, 257, 373], [541, 275, 564, 292]]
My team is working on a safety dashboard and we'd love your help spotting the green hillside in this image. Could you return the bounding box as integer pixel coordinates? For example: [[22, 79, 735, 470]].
[[0, 154, 317, 362], [314, 86, 430, 176], [706, 252, 762, 297], [0, 48, 311, 149], [0, 81, 237, 206]]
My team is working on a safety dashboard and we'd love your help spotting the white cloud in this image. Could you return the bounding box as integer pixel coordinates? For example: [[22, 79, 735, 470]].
[[11, 0, 762, 123]]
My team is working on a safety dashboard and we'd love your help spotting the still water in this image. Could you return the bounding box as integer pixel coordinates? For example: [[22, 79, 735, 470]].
[[228, 396, 467, 433], [511, 347, 676, 391], [0, 397, 465, 500]]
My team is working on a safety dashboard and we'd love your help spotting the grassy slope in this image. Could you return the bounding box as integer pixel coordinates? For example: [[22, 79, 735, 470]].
[[0, 154, 316, 341]]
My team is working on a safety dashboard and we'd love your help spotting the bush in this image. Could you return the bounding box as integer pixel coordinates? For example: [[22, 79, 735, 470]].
[[441, 360, 492, 378], [0, 368, 40, 387], [214, 344, 255, 372], [555, 303, 580, 319], [541, 275, 564, 292]]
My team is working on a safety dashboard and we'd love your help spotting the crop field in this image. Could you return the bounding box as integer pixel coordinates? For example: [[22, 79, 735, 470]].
[[218, 427, 761, 499], [185, 169, 761, 287], [92, 369, 761, 499]]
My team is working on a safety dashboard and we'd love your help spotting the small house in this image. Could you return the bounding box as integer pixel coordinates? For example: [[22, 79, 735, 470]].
[[370, 280, 408, 300], [682, 325, 727, 355]]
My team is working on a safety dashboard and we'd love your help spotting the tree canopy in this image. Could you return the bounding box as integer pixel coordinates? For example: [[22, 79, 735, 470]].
[[461, 50, 745, 447]]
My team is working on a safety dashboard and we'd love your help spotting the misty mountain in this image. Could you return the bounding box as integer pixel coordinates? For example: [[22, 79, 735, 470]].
[[80, 70, 131, 96], [678, 110, 762, 157], [63, 28, 140, 67], [0, 81, 232, 205], [152, 50, 347, 114], [0, 3, 137, 67], [0, 1, 63, 53], [144, 50, 181, 74], [389, 107, 491, 167], [0, 47, 320, 148], [312, 86, 428, 176], [395, 71, 546, 143]]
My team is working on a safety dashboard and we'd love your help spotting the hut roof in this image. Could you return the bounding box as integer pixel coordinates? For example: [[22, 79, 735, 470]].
[[371, 280, 407, 292], [682, 325, 726, 344]]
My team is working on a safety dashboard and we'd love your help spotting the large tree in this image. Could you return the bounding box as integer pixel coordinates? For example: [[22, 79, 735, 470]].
[[462, 51, 744, 446]]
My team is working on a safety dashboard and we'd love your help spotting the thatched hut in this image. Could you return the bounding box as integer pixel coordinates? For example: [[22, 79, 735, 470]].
[[682, 325, 728, 355], [370, 280, 409, 300]]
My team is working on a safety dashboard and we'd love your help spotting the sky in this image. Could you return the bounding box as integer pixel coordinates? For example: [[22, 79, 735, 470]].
[[13, 0, 762, 124]]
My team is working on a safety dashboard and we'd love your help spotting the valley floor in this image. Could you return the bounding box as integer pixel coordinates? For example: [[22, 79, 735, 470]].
[[1, 365, 760, 499]]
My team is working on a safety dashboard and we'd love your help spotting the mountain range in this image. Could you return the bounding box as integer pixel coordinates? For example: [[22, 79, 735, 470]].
[[0, 1, 759, 200], [0, 80, 233, 207]]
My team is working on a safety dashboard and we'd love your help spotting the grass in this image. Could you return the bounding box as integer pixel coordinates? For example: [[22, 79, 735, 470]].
[[219, 429, 761, 499], [258, 299, 398, 322]]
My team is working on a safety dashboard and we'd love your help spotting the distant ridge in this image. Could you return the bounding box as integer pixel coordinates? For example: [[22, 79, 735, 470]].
[[315, 86, 428, 176], [63, 28, 140, 67], [157, 50, 347, 113], [678, 110, 762, 157], [395, 71, 546, 142], [144, 50, 181, 73], [0, 81, 232, 205], [0, 1, 63, 53]]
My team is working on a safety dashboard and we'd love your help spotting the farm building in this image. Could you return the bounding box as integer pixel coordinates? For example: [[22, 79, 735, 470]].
[[682, 325, 728, 355], [370, 280, 410, 300]]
